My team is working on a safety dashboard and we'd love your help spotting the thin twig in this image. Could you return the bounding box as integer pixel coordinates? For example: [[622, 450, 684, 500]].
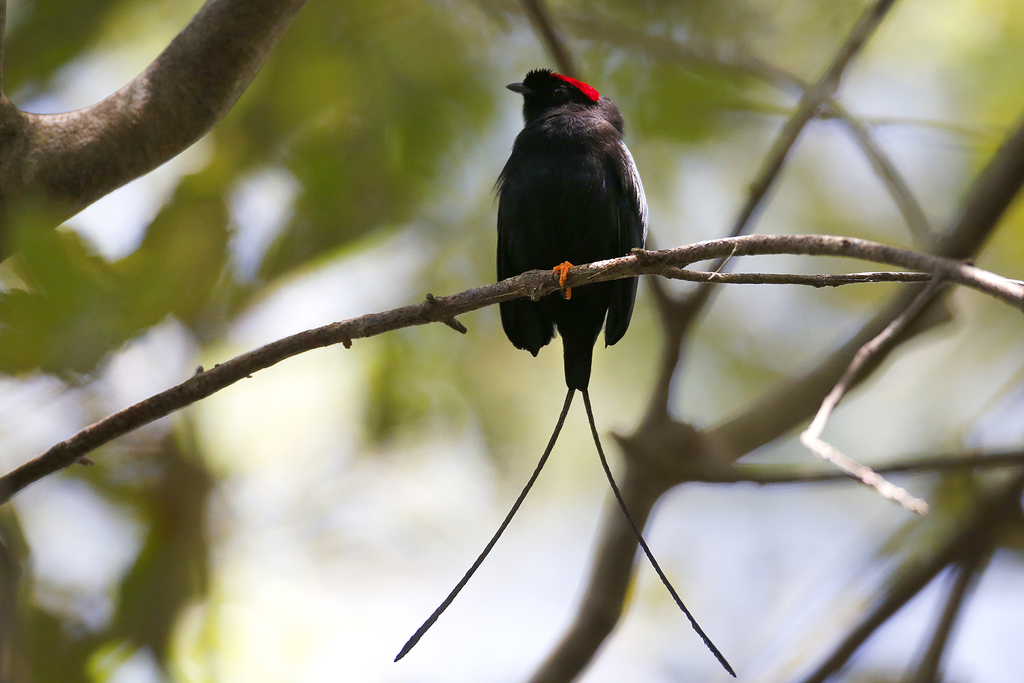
[[904, 549, 988, 683], [725, 0, 899, 242], [653, 0, 904, 419], [799, 279, 945, 514], [826, 100, 936, 247], [562, 14, 804, 93], [666, 270, 934, 287], [727, 448, 1024, 484], [612, 236, 1024, 307], [521, 0, 577, 77], [708, 108, 1024, 466]]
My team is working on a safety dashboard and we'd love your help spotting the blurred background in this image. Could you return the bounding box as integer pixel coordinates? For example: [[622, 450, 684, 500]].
[[1, 0, 1023, 681]]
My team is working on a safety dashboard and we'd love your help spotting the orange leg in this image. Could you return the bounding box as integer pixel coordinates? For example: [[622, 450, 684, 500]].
[[553, 261, 573, 299]]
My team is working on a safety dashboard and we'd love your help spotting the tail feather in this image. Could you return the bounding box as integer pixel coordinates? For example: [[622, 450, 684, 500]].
[[395, 388, 575, 662], [581, 390, 735, 677], [563, 341, 594, 390]]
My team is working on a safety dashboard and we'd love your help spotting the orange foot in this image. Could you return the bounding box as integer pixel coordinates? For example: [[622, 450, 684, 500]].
[[553, 261, 573, 299]]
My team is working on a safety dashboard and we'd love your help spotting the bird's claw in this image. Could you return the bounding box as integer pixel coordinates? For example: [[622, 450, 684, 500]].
[[553, 261, 573, 299]]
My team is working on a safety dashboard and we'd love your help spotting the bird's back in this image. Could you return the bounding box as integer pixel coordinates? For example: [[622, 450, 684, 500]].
[[497, 111, 641, 389]]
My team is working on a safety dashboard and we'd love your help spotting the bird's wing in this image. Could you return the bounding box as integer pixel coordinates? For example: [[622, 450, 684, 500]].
[[604, 140, 648, 346], [497, 171, 555, 355]]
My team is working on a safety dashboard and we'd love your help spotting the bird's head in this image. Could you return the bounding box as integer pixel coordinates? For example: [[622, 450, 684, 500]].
[[507, 69, 602, 124]]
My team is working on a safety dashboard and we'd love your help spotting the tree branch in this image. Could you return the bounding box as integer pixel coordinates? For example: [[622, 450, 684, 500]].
[[639, 0, 903, 420], [722, 0, 898, 242], [799, 279, 945, 514], [667, 270, 935, 286], [0, 0, 307, 235], [794, 471, 1023, 683], [727, 448, 1024, 483], [704, 288, 949, 462], [521, 0, 577, 77], [904, 548, 988, 683], [707, 104, 1024, 463], [563, 14, 937, 256], [621, 236, 1023, 307], [533, 102, 1024, 683], [826, 100, 936, 248], [2, 233, 1019, 504], [563, 16, 938, 251]]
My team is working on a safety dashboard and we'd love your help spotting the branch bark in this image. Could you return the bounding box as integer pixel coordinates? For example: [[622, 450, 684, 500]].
[[724, 0, 898, 241], [799, 279, 946, 514], [0, 0, 307, 250], [707, 107, 1024, 463]]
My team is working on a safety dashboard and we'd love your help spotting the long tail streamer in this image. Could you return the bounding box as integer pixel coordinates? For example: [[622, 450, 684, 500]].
[[395, 388, 576, 661], [581, 389, 736, 678]]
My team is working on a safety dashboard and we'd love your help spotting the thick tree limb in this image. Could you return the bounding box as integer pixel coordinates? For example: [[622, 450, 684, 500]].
[[1, 234, 1019, 504], [0, 0, 307, 241]]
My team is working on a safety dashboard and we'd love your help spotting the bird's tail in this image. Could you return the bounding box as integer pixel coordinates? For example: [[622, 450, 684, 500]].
[[563, 340, 594, 390], [395, 388, 575, 662], [581, 389, 736, 677]]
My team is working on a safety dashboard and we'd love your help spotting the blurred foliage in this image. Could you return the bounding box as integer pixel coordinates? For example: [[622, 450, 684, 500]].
[[3, 0, 121, 95], [0, 179, 228, 375], [2, 0, 1024, 681], [626, 63, 770, 143], [10, 430, 210, 680]]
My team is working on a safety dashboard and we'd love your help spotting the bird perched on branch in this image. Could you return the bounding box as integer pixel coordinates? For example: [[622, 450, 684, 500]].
[[396, 69, 734, 678], [497, 68, 647, 390]]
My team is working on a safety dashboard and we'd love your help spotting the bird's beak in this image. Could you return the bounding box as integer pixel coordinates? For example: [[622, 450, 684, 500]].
[[507, 82, 530, 95]]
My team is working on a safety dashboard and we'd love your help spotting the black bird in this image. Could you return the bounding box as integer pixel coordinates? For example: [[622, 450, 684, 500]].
[[497, 68, 647, 390], [396, 70, 734, 677]]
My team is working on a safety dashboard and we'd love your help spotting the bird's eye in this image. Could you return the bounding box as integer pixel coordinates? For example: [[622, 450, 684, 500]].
[[553, 86, 568, 98]]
